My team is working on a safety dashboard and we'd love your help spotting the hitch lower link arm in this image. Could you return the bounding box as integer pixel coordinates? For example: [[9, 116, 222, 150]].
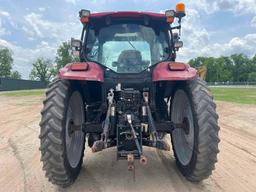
[[143, 92, 170, 151], [127, 114, 142, 155], [92, 89, 114, 153], [126, 114, 147, 170]]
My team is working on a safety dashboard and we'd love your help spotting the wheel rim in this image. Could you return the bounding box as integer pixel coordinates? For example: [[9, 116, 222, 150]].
[[171, 90, 194, 166], [65, 91, 85, 168]]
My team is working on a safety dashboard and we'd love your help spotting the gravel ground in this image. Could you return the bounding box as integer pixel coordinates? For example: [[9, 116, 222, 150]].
[[0, 95, 256, 192]]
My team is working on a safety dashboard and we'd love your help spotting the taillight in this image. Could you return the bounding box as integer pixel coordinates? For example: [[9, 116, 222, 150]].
[[168, 62, 186, 71], [71, 63, 89, 71]]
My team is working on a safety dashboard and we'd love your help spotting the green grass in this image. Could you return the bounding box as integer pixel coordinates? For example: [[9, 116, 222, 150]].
[[0, 89, 45, 97], [211, 87, 256, 105], [1, 87, 256, 105]]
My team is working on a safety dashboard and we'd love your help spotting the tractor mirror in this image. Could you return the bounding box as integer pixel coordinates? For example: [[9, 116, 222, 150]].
[[71, 38, 82, 56], [71, 38, 81, 49], [174, 41, 183, 50]]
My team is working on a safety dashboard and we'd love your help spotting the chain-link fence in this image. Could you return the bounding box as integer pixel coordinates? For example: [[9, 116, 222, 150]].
[[207, 81, 256, 86]]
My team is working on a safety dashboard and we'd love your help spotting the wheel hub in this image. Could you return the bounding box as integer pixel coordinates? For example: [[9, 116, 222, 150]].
[[68, 119, 74, 136], [182, 117, 190, 135], [68, 119, 82, 136]]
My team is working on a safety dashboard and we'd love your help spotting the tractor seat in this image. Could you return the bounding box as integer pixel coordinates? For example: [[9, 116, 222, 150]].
[[114, 50, 148, 73]]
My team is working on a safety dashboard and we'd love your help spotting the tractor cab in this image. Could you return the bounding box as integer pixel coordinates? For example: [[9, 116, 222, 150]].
[[71, 10, 184, 74], [83, 13, 171, 73]]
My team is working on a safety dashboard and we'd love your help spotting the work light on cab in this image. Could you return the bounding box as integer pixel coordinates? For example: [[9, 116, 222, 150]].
[[79, 9, 90, 24], [165, 10, 175, 23]]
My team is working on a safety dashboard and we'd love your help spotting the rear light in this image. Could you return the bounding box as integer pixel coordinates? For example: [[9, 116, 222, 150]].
[[71, 63, 89, 71], [168, 62, 186, 71]]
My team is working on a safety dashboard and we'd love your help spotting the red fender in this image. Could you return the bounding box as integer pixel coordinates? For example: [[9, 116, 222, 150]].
[[152, 61, 198, 81], [58, 62, 104, 82]]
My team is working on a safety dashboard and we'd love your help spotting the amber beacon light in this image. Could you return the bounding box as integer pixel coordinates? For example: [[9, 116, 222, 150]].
[[176, 3, 185, 17]]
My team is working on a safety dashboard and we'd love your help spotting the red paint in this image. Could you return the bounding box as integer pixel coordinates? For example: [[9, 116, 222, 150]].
[[91, 11, 165, 19], [152, 61, 198, 81], [58, 62, 104, 82]]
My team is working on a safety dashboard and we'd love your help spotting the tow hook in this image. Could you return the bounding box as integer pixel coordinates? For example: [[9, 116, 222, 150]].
[[127, 154, 134, 171]]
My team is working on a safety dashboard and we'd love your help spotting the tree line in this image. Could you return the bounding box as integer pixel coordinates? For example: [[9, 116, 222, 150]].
[[1, 43, 256, 83], [189, 54, 256, 82]]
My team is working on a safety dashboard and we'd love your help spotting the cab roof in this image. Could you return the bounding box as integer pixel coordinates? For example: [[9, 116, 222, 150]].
[[90, 11, 165, 19]]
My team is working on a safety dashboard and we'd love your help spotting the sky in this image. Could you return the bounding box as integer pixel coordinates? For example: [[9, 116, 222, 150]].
[[0, 0, 256, 79]]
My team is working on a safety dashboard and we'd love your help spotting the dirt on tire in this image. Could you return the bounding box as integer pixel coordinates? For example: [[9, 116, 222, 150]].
[[0, 94, 256, 192]]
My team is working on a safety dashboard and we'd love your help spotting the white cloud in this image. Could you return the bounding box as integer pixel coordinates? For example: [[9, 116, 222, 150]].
[[251, 16, 256, 27], [1, 12, 82, 79], [178, 33, 256, 62], [0, 11, 10, 36], [22, 12, 81, 41], [0, 39, 10, 47], [176, 8, 256, 61], [0, 19, 9, 36], [187, 0, 256, 14], [0, 38, 57, 78], [177, 8, 210, 61], [22, 12, 56, 38], [0, 11, 10, 17], [233, 0, 256, 14], [182, 9, 210, 47], [65, 0, 78, 4], [38, 7, 46, 12]]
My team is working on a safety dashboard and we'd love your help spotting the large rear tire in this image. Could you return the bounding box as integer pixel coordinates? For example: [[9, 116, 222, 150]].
[[171, 79, 220, 182], [39, 79, 85, 187]]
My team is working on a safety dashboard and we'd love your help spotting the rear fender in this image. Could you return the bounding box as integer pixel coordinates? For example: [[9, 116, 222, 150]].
[[58, 62, 104, 82], [152, 61, 198, 81]]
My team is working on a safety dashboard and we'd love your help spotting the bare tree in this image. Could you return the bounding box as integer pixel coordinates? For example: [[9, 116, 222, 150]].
[[30, 57, 54, 83]]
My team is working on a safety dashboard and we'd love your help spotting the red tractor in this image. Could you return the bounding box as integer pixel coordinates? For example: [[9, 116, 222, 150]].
[[39, 3, 219, 187]]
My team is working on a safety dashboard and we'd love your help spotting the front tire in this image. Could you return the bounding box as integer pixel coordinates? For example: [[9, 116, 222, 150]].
[[171, 79, 220, 182], [39, 79, 85, 187]]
